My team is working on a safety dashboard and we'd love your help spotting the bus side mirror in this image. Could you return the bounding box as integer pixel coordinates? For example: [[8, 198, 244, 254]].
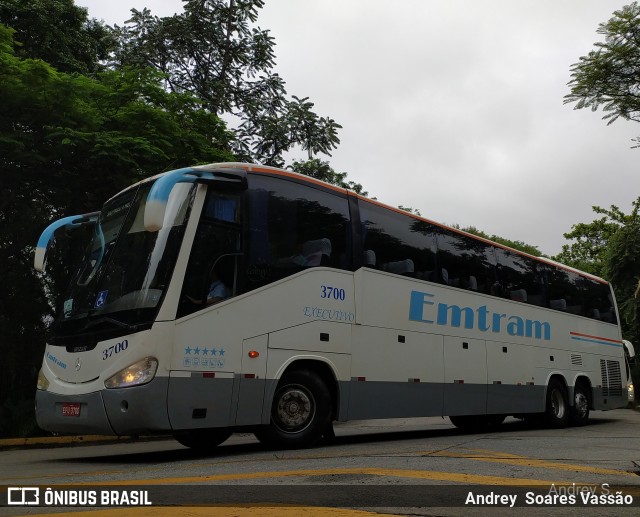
[[144, 166, 247, 232], [34, 246, 47, 273], [144, 198, 166, 232], [144, 168, 199, 232], [623, 340, 636, 359], [34, 213, 99, 272]]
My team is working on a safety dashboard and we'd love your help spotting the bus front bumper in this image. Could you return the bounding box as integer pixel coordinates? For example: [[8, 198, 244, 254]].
[[35, 378, 171, 436]]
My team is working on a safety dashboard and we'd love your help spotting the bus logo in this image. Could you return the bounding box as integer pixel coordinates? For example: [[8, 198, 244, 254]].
[[409, 290, 551, 341]]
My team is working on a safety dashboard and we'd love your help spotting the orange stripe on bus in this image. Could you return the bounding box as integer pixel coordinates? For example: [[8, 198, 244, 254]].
[[569, 332, 621, 343]]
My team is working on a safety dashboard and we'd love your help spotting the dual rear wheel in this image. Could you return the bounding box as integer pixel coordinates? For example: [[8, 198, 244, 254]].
[[546, 379, 590, 428], [450, 379, 591, 432]]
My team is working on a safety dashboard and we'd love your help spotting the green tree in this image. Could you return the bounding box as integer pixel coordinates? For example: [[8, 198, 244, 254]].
[[289, 158, 367, 195], [553, 200, 640, 351], [605, 222, 640, 346], [398, 206, 422, 216], [604, 221, 640, 397], [565, 2, 640, 146], [0, 0, 114, 74], [0, 22, 233, 437], [456, 226, 543, 257], [113, 0, 341, 166], [552, 200, 640, 277]]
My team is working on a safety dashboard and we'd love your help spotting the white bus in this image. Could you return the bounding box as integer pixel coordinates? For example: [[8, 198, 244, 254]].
[[34, 163, 633, 450]]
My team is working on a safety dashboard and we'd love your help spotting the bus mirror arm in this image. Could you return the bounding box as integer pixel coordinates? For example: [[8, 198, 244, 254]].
[[34, 212, 100, 272]]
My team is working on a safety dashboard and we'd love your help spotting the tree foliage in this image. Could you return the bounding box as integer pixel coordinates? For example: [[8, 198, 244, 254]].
[[565, 2, 640, 146], [457, 226, 542, 257], [289, 158, 367, 196], [0, 21, 233, 436], [553, 200, 640, 277], [0, 0, 115, 73], [553, 199, 640, 346], [113, 0, 341, 165], [605, 222, 640, 346]]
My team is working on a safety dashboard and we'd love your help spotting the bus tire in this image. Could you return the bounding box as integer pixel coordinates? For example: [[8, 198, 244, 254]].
[[569, 382, 590, 427], [255, 370, 331, 449], [545, 379, 569, 428], [174, 428, 232, 451]]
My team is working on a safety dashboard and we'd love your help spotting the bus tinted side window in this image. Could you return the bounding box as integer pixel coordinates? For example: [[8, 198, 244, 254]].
[[584, 281, 617, 324], [494, 248, 547, 306], [244, 175, 351, 291], [546, 267, 584, 315], [435, 229, 497, 294], [178, 191, 241, 317], [358, 201, 436, 280]]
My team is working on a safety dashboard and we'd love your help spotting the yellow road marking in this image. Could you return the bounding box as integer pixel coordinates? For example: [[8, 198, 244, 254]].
[[423, 447, 637, 478], [63, 467, 574, 487]]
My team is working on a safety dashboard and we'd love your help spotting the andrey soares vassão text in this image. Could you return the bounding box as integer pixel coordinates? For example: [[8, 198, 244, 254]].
[[465, 484, 634, 508]]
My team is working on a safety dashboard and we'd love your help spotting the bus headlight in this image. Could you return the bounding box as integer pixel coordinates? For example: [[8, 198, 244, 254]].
[[37, 369, 49, 391], [628, 382, 635, 402], [104, 357, 158, 389]]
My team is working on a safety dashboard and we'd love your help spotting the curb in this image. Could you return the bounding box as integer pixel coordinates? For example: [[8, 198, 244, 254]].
[[0, 434, 170, 450]]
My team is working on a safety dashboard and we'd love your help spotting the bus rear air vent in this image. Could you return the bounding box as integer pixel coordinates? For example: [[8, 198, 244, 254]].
[[192, 408, 207, 419]]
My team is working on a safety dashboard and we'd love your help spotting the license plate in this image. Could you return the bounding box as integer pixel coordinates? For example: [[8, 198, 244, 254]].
[[62, 403, 81, 417]]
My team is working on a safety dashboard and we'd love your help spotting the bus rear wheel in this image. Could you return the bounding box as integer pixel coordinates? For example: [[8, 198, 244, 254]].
[[569, 382, 590, 426], [545, 379, 569, 428], [174, 428, 232, 452], [254, 370, 331, 449]]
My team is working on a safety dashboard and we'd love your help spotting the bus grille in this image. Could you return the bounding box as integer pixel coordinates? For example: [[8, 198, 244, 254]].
[[600, 359, 622, 397]]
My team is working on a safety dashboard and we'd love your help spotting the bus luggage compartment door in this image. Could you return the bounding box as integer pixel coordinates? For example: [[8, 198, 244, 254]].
[[168, 370, 234, 430], [234, 334, 269, 426], [443, 336, 488, 416]]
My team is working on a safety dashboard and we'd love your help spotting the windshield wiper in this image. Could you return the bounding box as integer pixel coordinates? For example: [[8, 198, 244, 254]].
[[83, 316, 138, 333]]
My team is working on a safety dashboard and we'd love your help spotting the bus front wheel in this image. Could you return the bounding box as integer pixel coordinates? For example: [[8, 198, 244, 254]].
[[174, 428, 232, 451], [255, 370, 331, 449]]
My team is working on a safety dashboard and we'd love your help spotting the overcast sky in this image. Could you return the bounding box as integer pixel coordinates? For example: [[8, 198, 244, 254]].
[[78, 0, 638, 256]]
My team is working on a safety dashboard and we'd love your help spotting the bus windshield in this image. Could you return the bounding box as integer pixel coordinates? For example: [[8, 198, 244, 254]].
[[53, 182, 195, 337]]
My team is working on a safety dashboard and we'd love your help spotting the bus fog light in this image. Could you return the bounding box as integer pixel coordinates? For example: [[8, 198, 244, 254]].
[[37, 369, 50, 391], [105, 357, 158, 389]]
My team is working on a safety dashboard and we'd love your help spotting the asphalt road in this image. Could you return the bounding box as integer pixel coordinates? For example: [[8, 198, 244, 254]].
[[2, 409, 640, 516]]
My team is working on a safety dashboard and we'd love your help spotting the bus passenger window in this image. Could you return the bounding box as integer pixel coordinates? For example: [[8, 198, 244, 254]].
[[436, 229, 497, 294], [494, 249, 546, 306], [244, 176, 351, 291], [547, 268, 585, 316], [358, 201, 436, 279]]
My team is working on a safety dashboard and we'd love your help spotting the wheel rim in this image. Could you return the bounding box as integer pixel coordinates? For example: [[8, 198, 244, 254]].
[[273, 384, 315, 434], [574, 391, 588, 418], [550, 388, 566, 419]]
